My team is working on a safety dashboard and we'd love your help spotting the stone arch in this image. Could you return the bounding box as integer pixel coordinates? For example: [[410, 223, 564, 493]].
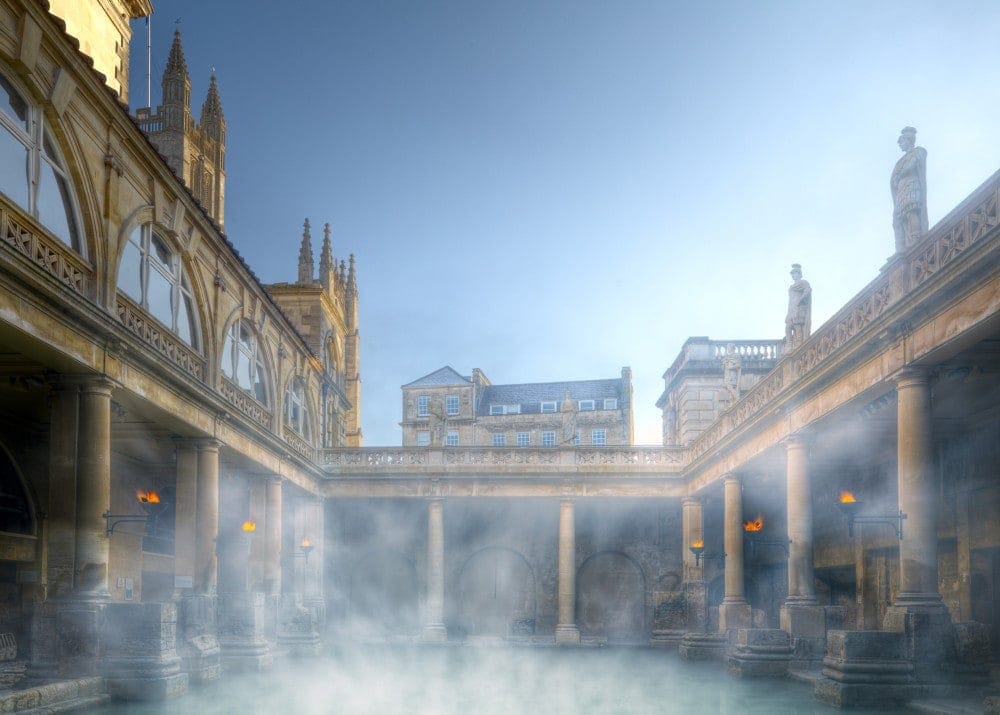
[[577, 550, 647, 643], [218, 312, 276, 414], [346, 548, 419, 637], [455, 547, 536, 638]]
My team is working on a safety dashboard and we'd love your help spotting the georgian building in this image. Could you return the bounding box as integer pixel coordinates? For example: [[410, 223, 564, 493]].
[[401, 366, 634, 447]]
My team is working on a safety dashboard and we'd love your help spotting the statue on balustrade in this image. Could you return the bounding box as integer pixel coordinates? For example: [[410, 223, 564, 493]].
[[891, 126, 928, 252], [785, 263, 811, 349]]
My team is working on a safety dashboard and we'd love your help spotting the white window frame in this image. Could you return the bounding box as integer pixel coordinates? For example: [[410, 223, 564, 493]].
[[445, 394, 460, 415], [445, 430, 459, 446], [516, 432, 530, 447], [578, 399, 595, 411], [0, 71, 83, 253], [604, 398, 618, 410], [592, 428, 607, 446], [572, 430, 581, 446], [541, 431, 556, 447], [489, 404, 520, 415], [284, 378, 311, 439], [416, 431, 431, 446], [540, 401, 557, 413], [491, 432, 506, 447], [417, 395, 430, 417], [221, 319, 269, 405], [119, 224, 200, 349]]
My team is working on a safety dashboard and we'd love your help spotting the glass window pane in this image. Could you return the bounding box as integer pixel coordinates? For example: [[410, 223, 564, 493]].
[[147, 266, 173, 328], [221, 332, 235, 378], [37, 158, 75, 246], [253, 368, 267, 405], [236, 348, 251, 390], [177, 293, 195, 346], [150, 233, 171, 268], [0, 129, 28, 208], [0, 75, 27, 127], [118, 238, 142, 302]]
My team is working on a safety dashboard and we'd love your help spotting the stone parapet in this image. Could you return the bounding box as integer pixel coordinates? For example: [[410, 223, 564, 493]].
[[101, 602, 188, 701], [726, 628, 792, 678]]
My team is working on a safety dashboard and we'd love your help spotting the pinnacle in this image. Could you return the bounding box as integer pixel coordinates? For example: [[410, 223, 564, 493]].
[[165, 29, 189, 78], [200, 74, 224, 124]]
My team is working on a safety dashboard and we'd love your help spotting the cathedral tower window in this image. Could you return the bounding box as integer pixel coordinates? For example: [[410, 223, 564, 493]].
[[0, 71, 82, 252], [221, 319, 269, 405], [118, 225, 200, 349], [284, 378, 312, 439]]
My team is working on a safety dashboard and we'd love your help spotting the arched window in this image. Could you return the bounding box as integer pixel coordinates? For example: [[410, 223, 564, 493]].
[[222, 319, 269, 405], [284, 378, 311, 439], [118, 225, 199, 349], [0, 71, 81, 251]]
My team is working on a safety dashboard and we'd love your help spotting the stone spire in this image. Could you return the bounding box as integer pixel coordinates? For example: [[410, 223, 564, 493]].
[[161, 30, 191, 130], [199, 74, 226, 142], [319, 223, 335, 291], [347, 253, 357, 293], [339, 259, 347, 288], [297, 219, 314, 284]]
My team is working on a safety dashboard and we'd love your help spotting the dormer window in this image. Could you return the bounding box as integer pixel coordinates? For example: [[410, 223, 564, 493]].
[[604, 398, 618, 410], [489, 404, 520, 415], [540, 401, 557, 413], [578, 400, 595, 411]]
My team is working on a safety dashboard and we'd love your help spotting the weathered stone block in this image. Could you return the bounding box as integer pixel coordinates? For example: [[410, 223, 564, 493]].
[[678, 631, 727, 660], [177, 595, 221, 685], [218, 592, 272, 672], [276, 595, 320, 657], [56, 605, 104, 677], [727, 628, 792, 678], [780, 603, 825, 638], [101, 603, 187, 701], [719, 601, 751, 632]]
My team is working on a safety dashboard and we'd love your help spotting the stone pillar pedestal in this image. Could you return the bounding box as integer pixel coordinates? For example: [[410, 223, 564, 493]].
[[555, 499, 581, 646], [678, 631, 728, 660], [276, 594, 321, 657], [814, 630, 914, 709], [176, 595, 221, 685], [218, 592, 272, 672], [726, 628, 793, 678], [55, 601, 105, 677], [421, 498, 446, 642], [101, 603, 188, 701], [779, 602, 827, 668]]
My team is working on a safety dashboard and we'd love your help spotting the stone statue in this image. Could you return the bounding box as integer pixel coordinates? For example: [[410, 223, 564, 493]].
[[891, 126, 928, 251], [785, 263, 811, 348]]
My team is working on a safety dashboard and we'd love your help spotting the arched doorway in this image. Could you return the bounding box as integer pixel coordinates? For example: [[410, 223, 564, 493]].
[[346, 549, 419, 637], [577, 551, 646, 643], [456, 547, 536, 638]]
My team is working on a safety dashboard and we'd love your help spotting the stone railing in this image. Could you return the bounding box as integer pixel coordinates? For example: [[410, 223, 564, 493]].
[[219, 377, 272, 429], [710, 340, 784, 361], [319, 446, 687, 475], [687, 169, 1000, 463], [116, 294, 206, 382], [1, 196, 91, 295], [283, 428, 314, 462]]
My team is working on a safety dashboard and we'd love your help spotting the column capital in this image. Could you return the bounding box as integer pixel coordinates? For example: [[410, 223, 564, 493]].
[[265, 475, 283, 486], [893, 366, 930, 389], [194, 438, 222, 453], [682, 496, 702, 508], [783, 429, 814, 449], [53, 374, 118, 395], [721, 473, 741, 486]]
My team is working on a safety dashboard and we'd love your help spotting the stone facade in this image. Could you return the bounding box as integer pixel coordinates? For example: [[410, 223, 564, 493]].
[[402, 366, 634, 448]]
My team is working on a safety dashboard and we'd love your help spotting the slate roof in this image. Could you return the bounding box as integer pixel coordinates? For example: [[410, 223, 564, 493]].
[[403, 366, 471, 388], [477, 378, 625, 416]]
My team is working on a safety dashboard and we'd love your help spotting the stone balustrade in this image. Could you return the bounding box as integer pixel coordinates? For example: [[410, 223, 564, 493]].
[[0, 195, 91, 296]]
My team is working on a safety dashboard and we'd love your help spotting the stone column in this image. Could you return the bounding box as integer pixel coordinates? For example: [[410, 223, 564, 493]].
[[718, 474, 751, 632], [784, 435, 815, 603], [421, 498, 446, 642], [194, 440, 220, 595], [46, 382, 78, 598], [555, 499, 581, 645], [264, 477, 282, 596], [173, 440, 199, 594], [74, 377, 114, 598], [885, 370, 947, 630], [780, 434, 826, 663], [681, 497, 707, 633]]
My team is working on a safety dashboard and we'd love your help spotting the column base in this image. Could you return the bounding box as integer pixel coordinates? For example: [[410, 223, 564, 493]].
[[177, 595, 221, 685], [726, 628, 792, 678], [276, 595, 321, 657], [718, 600, 752, 632], [649, 630, 685, 648], [883, 599, 955, 678], [555, 624, 581, 646], [678, 631, 727, 660], [102, 603, 188, 701], [218, 592, 272, 673], [421, 623, 447, 643], [814, 630, 914, 709]]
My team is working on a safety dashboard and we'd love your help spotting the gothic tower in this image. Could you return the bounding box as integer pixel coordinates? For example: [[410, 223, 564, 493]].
[[134, 31, 227, 228]]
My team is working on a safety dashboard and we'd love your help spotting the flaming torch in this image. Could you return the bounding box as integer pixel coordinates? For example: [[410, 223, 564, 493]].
[[300, 537, 315, 562], [836, 490, 906, 540], [742, 515, 764, 533], [689, 539, 705, 566], [241, 520, 257, 534]]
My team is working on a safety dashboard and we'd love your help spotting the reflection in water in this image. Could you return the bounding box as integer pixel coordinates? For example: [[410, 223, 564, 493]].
[[91, 647, 912, 715]]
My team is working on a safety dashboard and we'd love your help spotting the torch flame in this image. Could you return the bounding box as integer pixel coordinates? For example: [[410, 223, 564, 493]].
[[300, 538, 312, 548], [839, 491, 857, 504], [241, 520, 256, 533], [137, 490, 160, 504], [691, 539, 704, 549], [743, 515, 764, 532]]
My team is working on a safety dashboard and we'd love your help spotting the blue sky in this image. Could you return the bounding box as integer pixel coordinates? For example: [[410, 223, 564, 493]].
[[130, 1, 1000, 446]]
